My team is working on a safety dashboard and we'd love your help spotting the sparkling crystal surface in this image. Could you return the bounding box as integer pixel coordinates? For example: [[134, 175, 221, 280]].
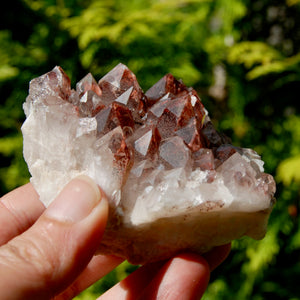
[[22, 64, 276, 264]]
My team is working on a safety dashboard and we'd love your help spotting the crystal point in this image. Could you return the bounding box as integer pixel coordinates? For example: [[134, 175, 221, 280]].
[[145, 73, 187, 104], [77, 73, 101, 97], [131, 125, 161, 159], [159, 136, 191, 169]]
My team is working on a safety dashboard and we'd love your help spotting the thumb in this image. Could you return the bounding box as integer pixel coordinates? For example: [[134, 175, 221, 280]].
[[0, 176, 108, 300]]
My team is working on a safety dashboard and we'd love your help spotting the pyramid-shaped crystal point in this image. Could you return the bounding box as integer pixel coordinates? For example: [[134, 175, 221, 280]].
[[77, 73, 101, 97], [22, 64, 276, 264]]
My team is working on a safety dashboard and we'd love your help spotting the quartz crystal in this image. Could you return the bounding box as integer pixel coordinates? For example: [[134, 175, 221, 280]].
[[22, 64, 276, 264]]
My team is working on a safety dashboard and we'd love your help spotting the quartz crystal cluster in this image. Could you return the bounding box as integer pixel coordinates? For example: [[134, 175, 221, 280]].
[[22, 64, 276, 264]]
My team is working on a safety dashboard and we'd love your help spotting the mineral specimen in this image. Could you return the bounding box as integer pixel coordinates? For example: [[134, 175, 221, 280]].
[[22, 64, 276, 264]]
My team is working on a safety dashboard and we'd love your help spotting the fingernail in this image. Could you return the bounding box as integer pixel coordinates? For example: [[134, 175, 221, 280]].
[[45, 175, 101, 223]]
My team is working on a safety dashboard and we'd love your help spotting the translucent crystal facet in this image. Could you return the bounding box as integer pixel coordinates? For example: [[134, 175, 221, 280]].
[[22, 64, 276, 264], [159, 136, 191, 169]]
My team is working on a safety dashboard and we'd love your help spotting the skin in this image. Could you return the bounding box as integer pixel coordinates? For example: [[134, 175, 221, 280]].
[[0, 177, 231, 300]]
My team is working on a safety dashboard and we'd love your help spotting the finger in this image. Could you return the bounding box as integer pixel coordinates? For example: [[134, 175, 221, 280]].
[[56, 254, 124, 300], [99, 260, 164, 300], [202, 243, 231, 271], [0, 183, 45, 245], [138, 253, 210, 300], [0, 176, 108, 300], [100, 253, 210, 300]]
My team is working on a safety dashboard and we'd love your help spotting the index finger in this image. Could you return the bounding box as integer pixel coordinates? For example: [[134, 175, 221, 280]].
[[0, 183, 45, 245]]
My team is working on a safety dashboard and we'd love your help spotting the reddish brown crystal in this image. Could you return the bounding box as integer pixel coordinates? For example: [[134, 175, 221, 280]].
[[176, 117, 204, 151], [95, 103, 135, 136], [159, 136, 191, 169], [193, 149, 215, 171], [109, 131, 132, 181], [41, 64, 235, 176], [79, 90, 105, 117], [77, 73, 102, 98], [129, 125, 161, 160], [145, 73, 188, 105], [147, 98, 170, 120], [98, 63, 146, 120], [215, 144, 241, 163], [146, 94, 198, 140], [201, 121, 225, 147], [29, 66, 71, 101], [155, 110, 178, 139], [167, 94, 194, 127], [77, 63, 237, 175]]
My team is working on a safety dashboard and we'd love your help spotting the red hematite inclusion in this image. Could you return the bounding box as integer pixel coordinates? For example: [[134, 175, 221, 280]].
[[45, 63, 236, 177]]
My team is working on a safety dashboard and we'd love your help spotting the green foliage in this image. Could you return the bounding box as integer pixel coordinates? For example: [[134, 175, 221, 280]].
[[1, 0, 300, 298], [228, 42, 283, 67], [60, 0, 247, 88], [275, 114, 300, 185], [277, 155, 300, 185], [228, 41, 300, 81]]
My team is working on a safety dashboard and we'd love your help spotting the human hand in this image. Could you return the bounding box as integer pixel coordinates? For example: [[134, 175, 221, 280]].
[[0, 177, 230, 300]]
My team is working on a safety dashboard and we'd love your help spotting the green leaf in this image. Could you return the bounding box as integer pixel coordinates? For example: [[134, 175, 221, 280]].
[[0, 65, 19, 81], [0, 136, 23, 156], [228, 41, 283, 69], [247, 53, 300, 80], [277, 155, 300, 185]]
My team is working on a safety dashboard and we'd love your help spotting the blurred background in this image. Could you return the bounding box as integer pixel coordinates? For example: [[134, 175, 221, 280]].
[[0, 0, 299, 298]]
